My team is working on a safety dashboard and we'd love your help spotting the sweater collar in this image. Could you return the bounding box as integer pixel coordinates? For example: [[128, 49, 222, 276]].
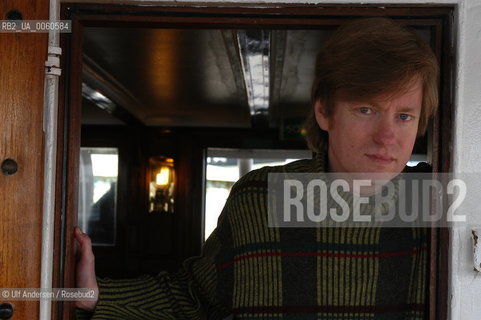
[[309, 151, 401, 224]]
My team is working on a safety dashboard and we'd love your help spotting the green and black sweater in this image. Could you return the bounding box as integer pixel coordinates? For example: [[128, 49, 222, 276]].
[[78, 154, 428, 320]]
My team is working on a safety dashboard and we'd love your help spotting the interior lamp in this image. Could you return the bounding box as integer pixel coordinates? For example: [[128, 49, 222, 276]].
[[149, 156, 175, 213]]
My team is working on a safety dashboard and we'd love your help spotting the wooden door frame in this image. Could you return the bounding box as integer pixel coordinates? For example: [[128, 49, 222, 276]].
[[56, 3, 455, 319], [0, 1, 49, 320]]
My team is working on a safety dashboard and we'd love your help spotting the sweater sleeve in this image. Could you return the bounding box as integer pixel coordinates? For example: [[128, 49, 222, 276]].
[[76, 229, 230, 320], [75, 167, 273, 320]]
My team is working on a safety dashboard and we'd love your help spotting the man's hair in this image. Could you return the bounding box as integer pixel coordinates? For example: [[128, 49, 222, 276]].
[[304, 17, 439, 153]]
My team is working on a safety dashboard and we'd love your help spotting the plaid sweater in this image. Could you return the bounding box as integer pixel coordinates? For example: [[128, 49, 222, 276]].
[[78, 154, 428, 319]]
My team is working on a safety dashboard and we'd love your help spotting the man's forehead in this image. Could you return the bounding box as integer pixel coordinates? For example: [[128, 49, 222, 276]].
[[335, 80, 423, 107]]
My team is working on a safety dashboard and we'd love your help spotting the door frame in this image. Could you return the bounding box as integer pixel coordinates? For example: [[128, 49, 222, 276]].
[[56, 3, 455, 319]]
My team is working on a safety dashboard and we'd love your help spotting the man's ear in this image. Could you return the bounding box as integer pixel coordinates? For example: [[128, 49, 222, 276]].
[[314, 99, 330, 131]]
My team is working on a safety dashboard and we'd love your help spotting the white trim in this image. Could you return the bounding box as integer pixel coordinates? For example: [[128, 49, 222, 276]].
[[40, 0, 61, 319]]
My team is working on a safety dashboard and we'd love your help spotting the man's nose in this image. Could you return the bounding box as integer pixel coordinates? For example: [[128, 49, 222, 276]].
[[372, 117, 396, 145]]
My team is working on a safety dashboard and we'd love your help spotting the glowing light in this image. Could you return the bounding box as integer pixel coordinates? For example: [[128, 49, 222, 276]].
[[156, 167, 170, 186]]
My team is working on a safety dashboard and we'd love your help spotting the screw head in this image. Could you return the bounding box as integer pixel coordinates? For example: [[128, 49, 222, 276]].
[[0, 303, 13, 319], [1, 159, 18, 176], [5, 9, 23, 21]]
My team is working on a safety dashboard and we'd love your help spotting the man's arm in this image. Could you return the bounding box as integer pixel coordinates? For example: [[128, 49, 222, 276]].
[[74, 226, 229, 320]]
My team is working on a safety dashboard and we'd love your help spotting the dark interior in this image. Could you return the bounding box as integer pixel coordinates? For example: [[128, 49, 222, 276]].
[[79, 27, 337, 277], [79, 23, 435, 278], [58, 4, 455, 319]]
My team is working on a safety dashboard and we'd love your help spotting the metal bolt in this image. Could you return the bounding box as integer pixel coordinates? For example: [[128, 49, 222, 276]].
[[6, 9, 23, 21], [0, 303, 13, 319], [1, 159, 18, 176]]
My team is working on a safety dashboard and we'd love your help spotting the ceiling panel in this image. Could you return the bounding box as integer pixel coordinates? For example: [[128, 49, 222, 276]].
[[84, 26, 409, 128], [83, 28, 250, 127]]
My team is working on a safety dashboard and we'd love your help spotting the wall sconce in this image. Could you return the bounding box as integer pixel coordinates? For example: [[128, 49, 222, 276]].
[[149, 156, 175, 213]]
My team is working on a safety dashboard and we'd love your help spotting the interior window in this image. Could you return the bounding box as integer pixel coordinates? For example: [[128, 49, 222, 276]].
[[78, 147, 119, 246], [204, 148, 312, 240]]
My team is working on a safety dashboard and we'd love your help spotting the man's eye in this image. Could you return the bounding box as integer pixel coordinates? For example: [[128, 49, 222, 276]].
[[359, 107, 372, 114], [399, 114, 412, 121]]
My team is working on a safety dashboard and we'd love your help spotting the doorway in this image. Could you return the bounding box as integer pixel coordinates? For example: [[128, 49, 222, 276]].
[[56, 3, 454, 319]]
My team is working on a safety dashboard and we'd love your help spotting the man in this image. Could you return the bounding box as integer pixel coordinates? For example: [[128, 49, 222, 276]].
[[75, 17, 439, 319]]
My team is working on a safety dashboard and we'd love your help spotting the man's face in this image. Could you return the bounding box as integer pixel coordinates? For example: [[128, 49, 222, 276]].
[[315, 80, 423, 175]]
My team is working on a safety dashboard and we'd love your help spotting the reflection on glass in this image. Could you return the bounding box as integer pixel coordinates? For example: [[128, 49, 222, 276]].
[[78, 147, 118, 246]]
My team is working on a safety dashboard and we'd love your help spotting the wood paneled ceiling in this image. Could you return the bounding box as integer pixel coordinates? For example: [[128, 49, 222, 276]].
[[81, 24, 430, 128], [81, 27, 331, 127]]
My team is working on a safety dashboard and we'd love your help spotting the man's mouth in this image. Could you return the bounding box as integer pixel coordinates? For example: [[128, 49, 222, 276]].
[[366, 154, 395, 164]]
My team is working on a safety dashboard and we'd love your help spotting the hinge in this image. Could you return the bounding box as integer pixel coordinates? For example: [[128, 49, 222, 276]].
[[45, 46, 62, 76], [473, 229, 481, 272]]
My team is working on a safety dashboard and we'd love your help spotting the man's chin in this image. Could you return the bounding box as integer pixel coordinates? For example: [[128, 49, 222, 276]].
[[333, 171, 399, 183], [348, 164, 401, 180]]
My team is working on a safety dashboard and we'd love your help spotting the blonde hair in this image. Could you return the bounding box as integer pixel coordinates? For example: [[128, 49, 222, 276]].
[[304, 17, 439, 153]]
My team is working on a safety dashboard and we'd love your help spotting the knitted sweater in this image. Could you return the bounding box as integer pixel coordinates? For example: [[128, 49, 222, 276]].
[[78, 154, 428, 320]]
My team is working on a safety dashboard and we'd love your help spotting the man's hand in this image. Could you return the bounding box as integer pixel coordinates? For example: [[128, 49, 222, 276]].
[[74, 227, 99, 311]]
